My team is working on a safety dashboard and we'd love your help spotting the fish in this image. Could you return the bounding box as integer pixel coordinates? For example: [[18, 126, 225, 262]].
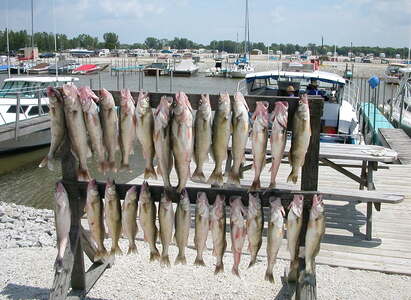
[[153, 96, 173, 187], [269, 101, 289, 188], [61, 84, 91, 181], [54, 182, 71, 273], [230, 196, 247, 277], [194, 192, 210, 266], [305, 194, 325, 275], [287, 194, 303, 282], [208, 93, 231, 186], [227, 92, 249, 187], [265, 197, 285, 283], [119, 89, 137, 171], [210, 194, 226, 274], [288, 94, 311, 184], [192, 94, 212, 183], [104, 179, 122, 256], [138, 181, 160, 262], [39, 87, 65, 171], [246, 193, 263, 268], [79, 86, 107, 173], [85, 179, 107, 261], [122, 186, 138, 255], [174, 189, 191, 265], [158, 192, 174, 267], [135, 91, 156, 179], [99, 88, 119, 173], [171, 91, 193, 193], [250, 101, 269, 191]]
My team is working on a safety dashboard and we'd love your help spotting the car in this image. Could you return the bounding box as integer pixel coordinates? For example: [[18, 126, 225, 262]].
[[39, 53, 56, 58]]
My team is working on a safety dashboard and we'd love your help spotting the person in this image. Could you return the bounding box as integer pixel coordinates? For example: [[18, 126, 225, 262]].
[[306, 80, 319, 95], [286, 85, 295, 97]]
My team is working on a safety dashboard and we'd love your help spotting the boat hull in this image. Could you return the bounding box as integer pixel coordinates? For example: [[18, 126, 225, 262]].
[[0, 128, 51, 153]]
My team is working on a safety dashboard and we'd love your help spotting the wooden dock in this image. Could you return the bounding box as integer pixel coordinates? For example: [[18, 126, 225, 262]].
[[379, 128, 411, 164], [0, 116, 50, 143], [129, 158, 411, 276]]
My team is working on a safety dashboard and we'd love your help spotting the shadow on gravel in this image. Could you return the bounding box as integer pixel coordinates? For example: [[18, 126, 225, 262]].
[[0, 283, 107, 300]]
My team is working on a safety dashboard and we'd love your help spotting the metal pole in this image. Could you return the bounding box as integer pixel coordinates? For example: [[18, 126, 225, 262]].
[[138, 70, 141, 90], [123, 72, 125, 89], [382, 80, 386, 115], [89, 78, 93, 89], [170, 70, 173, 92], [15, 93, 21, 140], [99, 72, 101, 90], [372, 88, 377, 144], [117, 73, 120, 90], [38, 91, 42, 116], [141, 69, 144, 89], [156, 69, 159, 92], [399, 88, 405, 127]]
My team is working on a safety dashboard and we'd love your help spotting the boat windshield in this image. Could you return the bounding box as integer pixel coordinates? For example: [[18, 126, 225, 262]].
[[0, 81, 58, 98]]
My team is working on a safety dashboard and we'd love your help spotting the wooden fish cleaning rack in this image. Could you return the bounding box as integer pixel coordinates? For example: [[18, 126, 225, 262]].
[[49, 91, 325, 300]]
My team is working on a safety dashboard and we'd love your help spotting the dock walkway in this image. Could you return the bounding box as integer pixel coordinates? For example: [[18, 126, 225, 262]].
[[379, 128, 411, 164], [129, 158, 411, 276]]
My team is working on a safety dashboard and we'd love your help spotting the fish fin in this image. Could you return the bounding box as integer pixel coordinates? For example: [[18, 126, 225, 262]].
[[207, 169, 223, 186], [111, 245, 123, 256], [156, 165, 162, 176], [94, 248, 108, 261], [77, 168, 91, 182], [160, 255, 171, 267], [120, 163, 131, 173], [264, 270, 274, 283], [149, 249, 161, 262], [231, 266, 240, 277], [194, 255, 206, 267], [107, 161, 117, 173], [227, 170, 241, 187], [287, 170, 298, 184], [87, 145, 93, 158], [98, 161, 106, 173], [248, 257, 257, 268], [268, 182, 276, 189], [249, 179, 261, 191], [212, 247, 217, 257], [174, 254, 187, 265], [127, 244, 138, 255], [39, 156, 52, 170], [144, 167, 158, 180], [54, 257, 63, 273], [214, 264, 224, 275], [191, 168, 206, 183]]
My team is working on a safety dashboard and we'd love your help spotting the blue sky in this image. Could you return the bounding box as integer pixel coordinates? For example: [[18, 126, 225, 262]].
[[2, 0, 411, 47]]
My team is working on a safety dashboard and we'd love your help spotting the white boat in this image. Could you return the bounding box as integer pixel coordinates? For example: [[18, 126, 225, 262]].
[[172, 59, 199, 77], [0, 76, 79, 152], [238, 64, 361, 143]]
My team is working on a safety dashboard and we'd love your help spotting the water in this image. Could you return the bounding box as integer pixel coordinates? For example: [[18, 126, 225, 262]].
[[0, 72, 240, 209]]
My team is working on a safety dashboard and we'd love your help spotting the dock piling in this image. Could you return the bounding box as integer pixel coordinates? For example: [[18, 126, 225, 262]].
[[15, 93, 20, 140]]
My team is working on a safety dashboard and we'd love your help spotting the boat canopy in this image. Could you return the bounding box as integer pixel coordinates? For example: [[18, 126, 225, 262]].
[[245, 70, 346, 86], [3, 76, 79, 83]]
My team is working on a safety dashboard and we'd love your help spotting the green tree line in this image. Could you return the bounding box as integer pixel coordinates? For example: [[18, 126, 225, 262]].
[[1, 30, 409, 58]]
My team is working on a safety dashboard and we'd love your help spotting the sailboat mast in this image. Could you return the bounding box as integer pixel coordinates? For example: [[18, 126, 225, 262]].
[[244, 0, 247, 55], [6, 0, 11, 78], [31, 0, 34, 51], [247, 0, 250, 60]]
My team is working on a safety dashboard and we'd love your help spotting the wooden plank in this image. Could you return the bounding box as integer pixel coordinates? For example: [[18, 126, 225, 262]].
[[84, 256, 114, 294], [379, 128, 411, 164]]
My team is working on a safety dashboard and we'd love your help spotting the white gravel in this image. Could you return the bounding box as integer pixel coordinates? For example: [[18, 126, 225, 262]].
[[1, 202, 411, 300]]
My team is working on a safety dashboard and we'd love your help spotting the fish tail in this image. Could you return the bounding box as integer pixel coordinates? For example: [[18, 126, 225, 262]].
[[97, 161, 106, 173], [77, 168, 91, 182], [227, 170, 241, 187], [127, 243, 138, 255], [287, 169, 298, 184], [94, 247, 108, 261], [194, 255, 206, 266], [160, 255, 171, 267], [106, 161, 117, 173], [120, 163, 131, 173], [231, 266, 240, 277], [248, 257, 257, 268], [54, 257, 63, 273], [174, 254, 187, 265], [149, 249, 161, 262], [264, 269, 275, 283], [288, 261, 299, 282], [268, 181, 276, 189], [249, 179, 261, 191], [214, 263, 224, 275], [39, 155, 55, 171], [300, 270, 316, 286], [110, 245, 123, 256], [144, 166, 158, 180], [191, 167, 206, 183], [207, 169, 223, 186]]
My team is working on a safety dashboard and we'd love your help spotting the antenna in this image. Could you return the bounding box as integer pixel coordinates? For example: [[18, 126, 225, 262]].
[[53, 0, 58, 79], [6, 0, 11, 78]]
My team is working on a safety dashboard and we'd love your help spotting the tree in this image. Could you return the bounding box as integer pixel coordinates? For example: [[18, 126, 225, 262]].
[[145, 37, 160, 49], [103, 32, 119, 49]]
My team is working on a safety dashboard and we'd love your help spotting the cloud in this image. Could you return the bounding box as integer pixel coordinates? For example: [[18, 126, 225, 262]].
[[99, 0, 165, 18]]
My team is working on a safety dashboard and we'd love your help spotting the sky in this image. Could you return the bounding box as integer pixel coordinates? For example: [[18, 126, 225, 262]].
[[1, 0, 411, 48]]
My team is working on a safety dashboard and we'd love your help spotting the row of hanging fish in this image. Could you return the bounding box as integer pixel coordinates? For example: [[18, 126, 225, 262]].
[[54, 181, 325, 282], [40, 86, 311, 190]]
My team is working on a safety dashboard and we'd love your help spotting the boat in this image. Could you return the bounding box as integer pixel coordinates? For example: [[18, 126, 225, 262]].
[[172, 59, 199, 77], [48, 60, 80, 74], [0, 76, 79, 152], [226, 55, 255, 78], [205, 58, 229, 77], [9, 62, 35, 74], [72, 64, 100, 75], [27, 62, 50, 74], [238, 63, 360, 143], [0, 65, 10, 74], [143, 58, 172, 76], [384, 63, 407, 85]]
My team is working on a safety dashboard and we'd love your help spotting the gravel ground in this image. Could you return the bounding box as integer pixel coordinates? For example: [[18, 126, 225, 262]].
[[1, 202, 410, 300]]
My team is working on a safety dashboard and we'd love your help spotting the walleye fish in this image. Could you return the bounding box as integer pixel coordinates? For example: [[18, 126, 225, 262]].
[[208, 93, 231, 186], [119, 89, 137, 171], [100, 88, 119, 173], [230, 196, 247, 277], [192, 94, 212, 183], [135, 91, 157, 179], [210, 194, 226, 274], [250, 101, 269, 191], [174, 189, 191, 265], [305, 194, 325, 275], [287, 194, 303, 282], [122, 186, 138, 255], [104, 179, 122, 256], [158, 192, 174, 267], [288, 94, 311, 184], [54, 182, 71, 273], [247, 193, 263, 268], [39, 87, 65, 171], [270, 101, 289, 188], [138, 181, 160, 262], [153, 96, 173, 187], [227, 92, 249, 187], [171, 91, 193, 193], [194, 192, 210, 266], [79, 86, 107, 173], [62, 84, 90, 181], [265, 197, 285, 283], [85, 179, 107, 261]]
